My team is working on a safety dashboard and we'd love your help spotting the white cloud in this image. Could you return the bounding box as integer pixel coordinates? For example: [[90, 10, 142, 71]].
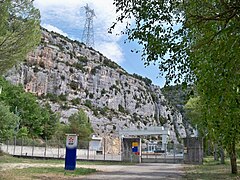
[[97, 42, 124, 64], [34, 0, 127, 63], [42, 24, 68, 37]]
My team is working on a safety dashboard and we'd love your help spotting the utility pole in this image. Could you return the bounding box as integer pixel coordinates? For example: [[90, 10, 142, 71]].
[[82, 4, 96, 47]]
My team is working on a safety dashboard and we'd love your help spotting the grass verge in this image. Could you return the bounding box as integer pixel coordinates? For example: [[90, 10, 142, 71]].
[[184, 157, 240, 180], [0, 167, 97, 180], [0, 154, 134, 165]]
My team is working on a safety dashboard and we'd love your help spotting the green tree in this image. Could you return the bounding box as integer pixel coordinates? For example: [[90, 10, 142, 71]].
[[0, 101, 19, 142], [112, 0, 240, 174], [0, 0, 41, 74], [51, 122, 69, 145], [186, 1, 240, 173], [0, 77, 58, 139], [111, 0, 191, 84], [185, 97, 204, 135], [39, 104, 59, 140], [67, 109, 93, 141]]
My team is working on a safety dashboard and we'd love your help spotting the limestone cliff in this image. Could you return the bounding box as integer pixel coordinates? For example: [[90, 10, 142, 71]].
[[5, 28, 195, 143]]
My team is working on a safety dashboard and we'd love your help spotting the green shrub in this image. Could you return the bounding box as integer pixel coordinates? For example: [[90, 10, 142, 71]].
[[59, 94, 67, 101], [78, 56, 88, 64], [60, 75, 65, 80], [46, 93, 59, 103], [69, 81, 78, 90], [118, 104, 125, 113], [89, 93, 94, 99], [103, 59, 119, 69], [71, 98, 81, 106], [101, 89, 106, 96], [84, 100, 92, 109], [69, 67, 74, 73], [72, 62, 85, 71], [100, 106, 108, 116]]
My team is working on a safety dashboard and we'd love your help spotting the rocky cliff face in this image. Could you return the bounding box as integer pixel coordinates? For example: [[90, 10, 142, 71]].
[[5, 28, 194, 143]]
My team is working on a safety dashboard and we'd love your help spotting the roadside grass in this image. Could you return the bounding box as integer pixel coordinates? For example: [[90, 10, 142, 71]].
[[0, 154, 134, 165], [184, 157, 240, 180], [0, 154, 134, 179], [0, 166, 97, 180], [0, 154, 64, 164]]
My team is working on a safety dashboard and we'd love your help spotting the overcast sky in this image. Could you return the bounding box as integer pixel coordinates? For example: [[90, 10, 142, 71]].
[[34, 0, 165, 87]]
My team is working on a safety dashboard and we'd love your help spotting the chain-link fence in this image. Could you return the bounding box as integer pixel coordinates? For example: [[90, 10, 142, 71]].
[[0, 137, 122, 161], [141, 143, 184, 163], [0, 137, 185, 163]]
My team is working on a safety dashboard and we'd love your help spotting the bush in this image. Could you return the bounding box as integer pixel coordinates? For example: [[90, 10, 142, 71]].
[[84, 100, 92, 109], [78, 56, 88, 64], [118, 104, 125, 113], [69, 67, 74, 73], [46, 93, 59, 103], [59, 94, 67, 101], [72, 62, 86, 72], [101, 89, 106, 96], [89, 93, 94, 99], [71, 98, 81, 106], [69, 81, 78, 90], [60, 75, 65, 80], [103, 59, 119, 69], [100, 106, 108, 116]]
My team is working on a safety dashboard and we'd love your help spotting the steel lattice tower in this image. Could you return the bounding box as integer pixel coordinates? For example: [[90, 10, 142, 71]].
[[82, 4, 95, 47]]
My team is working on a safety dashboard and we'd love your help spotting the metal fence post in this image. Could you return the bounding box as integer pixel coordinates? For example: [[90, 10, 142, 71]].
[[32, 139, 34, 157], [21, 137, 23, 156], [119, 137, 122, 161], [44, 137, 47, 157], [6, 139, 9, 153], [87, 141, 90, 160], [104, 137, 106, 160], [58, 139, 60, 158], [173, 143, 176, 163], [13, 136, 16, 155]]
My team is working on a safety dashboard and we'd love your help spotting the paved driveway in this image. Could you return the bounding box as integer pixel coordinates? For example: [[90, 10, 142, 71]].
[[80, 163, 185, 180]]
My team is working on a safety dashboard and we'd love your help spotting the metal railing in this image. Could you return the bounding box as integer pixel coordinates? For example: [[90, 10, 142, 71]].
[[0, 138, 121, 161]]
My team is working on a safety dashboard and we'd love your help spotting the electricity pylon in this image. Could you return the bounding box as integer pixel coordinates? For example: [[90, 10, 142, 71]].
[[82, 4, 95, 47]]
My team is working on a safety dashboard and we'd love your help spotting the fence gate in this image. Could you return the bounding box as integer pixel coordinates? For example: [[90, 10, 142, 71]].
[[183, 137, 203, 164], [141, 142, 184, 163]]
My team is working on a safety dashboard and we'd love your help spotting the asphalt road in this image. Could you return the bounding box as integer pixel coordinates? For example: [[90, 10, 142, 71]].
[[80, 163, 185, 180]]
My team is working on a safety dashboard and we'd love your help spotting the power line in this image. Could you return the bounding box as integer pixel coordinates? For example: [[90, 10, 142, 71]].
[[81, 4, 96, 47]]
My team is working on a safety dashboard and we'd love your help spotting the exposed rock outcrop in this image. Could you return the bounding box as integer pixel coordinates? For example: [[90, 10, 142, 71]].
[[6, 28, 195, 143]]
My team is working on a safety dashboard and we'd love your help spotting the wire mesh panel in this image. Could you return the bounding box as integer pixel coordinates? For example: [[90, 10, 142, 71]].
[[0, 137, 121, 161], [141, 142, 184, 163], [183, 137, 203, 164]]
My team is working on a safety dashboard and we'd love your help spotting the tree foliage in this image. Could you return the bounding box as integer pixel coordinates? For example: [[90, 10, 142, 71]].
[[67, 109, 93, 141], [184, 97, 206, 137], [111, 0, 191, 84], [0, 0, 41, 74], [0, 77, 58, 139], [0, 101, 19, 141], [112, 0, 240, 174]]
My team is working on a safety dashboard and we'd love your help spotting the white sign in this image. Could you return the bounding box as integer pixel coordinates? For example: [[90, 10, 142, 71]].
[[66, 134, 78, 149]]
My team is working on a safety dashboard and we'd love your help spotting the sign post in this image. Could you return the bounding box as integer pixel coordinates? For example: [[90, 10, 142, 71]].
[[65, 134, 78, 170]]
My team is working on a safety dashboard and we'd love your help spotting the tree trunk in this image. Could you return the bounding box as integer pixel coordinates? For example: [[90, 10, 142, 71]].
[[229, 142, 237, 174], [207, 140, 211, 156], [214, 144, 218, 161], [220, 146, 225, 164]]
